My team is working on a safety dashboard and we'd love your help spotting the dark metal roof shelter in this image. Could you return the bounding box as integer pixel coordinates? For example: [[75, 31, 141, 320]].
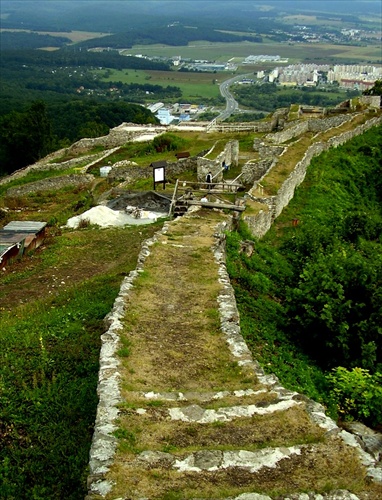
[[0, 232, 30, 268], [3, 221, 47, 233], [150, 160, 167, 169], [0, 231, 31, 245], [175, 152, 190, 159], [0, 244, 21, 268], [0, 221, 47, 268]]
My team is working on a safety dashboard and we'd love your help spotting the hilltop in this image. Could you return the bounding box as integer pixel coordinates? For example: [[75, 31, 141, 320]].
[[1, 101, 382, 498]]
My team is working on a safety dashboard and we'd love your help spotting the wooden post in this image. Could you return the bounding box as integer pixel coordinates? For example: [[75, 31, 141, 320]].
[[168, 179, 179, 217]]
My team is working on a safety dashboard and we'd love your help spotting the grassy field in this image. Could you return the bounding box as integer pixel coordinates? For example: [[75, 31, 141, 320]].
[[95, 68, 223, 101], [282, 14, 382, 32]]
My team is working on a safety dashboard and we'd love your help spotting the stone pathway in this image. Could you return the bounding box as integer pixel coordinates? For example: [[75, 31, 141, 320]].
[[87, 210, 382, 500]]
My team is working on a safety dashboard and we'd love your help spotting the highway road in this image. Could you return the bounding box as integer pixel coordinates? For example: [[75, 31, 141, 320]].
[[216, 73, 253, 121]]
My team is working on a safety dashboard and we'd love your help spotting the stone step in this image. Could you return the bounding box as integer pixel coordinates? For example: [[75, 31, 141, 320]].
[[128, 400, 302, 424], [134, 446, 307, 472], [140, 388, 271, 403], [97, 437, 369, 499], [167, 400, 300, 423]]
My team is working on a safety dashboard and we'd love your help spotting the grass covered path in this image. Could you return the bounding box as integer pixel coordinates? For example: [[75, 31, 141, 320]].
[[87, 209, 380, 499]]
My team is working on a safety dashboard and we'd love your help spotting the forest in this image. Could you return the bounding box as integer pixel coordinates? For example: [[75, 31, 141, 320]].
[[0, 1, 285, 37], [0, 45, 172, 120], [0, 31, 72, 50], [76, 26, 262, 50], [227, 124, 382, 426], [0, 48, 171, 72], [0, 100, 158, 176]]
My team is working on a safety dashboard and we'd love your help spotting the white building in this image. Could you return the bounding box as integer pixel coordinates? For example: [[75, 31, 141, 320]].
[[156, 108, 175, 125]]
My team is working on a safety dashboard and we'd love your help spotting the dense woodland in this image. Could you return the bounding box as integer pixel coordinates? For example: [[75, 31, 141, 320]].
[[0, 32, 72, 50], [76, 27, 262, 50], [0, 48, 171, 72], [0, 1, 284, 37]]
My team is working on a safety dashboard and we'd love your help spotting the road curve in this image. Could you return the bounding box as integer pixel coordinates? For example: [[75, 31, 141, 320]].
[[217, 73, 253, 121]]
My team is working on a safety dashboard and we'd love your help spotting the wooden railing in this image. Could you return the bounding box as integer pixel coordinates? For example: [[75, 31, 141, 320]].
[[176, 180, 244, 193], [168, 179, 246, 217]]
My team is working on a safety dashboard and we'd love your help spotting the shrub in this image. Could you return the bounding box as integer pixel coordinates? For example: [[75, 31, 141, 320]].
[[326, 367, 382, 426], [152, 133, 187, 153]]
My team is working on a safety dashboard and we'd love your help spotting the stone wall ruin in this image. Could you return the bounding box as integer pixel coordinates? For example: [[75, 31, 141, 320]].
[[5, 174, 95, 197], [244, 115, 382, 239], [197, 140, 239, 182]]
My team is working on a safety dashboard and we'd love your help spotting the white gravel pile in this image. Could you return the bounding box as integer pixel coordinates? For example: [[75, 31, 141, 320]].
[[65, 205, 162, 229]]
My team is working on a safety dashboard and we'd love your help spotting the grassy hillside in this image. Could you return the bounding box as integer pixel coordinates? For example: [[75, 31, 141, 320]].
[[0, 205, 164, 498], [227, 123, 382, 426]]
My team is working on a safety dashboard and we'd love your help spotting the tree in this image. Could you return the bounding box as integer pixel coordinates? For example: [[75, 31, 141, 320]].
[[363, 80, 382, 96], [286, 242, 382, 370], [0, 101, 54, 175]]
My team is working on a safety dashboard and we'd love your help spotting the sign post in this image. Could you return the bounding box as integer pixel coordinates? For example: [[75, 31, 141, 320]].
[[153, 165, 166, 190]]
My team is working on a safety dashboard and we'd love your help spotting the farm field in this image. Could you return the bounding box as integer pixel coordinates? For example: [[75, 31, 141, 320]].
[[0, 28, 110, 43], [121, 40, 382, 65], [281, 14, 382, 31], [2, 28, 380, 65]]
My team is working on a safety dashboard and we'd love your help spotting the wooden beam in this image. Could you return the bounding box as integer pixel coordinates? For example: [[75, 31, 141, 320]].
[[185, 200, 245, 211]]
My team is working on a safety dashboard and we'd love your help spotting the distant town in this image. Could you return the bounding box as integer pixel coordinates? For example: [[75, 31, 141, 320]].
[[139, 58, 382, 125]]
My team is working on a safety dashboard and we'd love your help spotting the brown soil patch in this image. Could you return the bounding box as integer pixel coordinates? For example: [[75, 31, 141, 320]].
[[0, 224, 161, 311]]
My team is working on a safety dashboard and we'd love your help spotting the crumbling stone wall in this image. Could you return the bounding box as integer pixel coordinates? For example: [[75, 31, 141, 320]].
[[266, 121, 309, 144], [197, 140, 239, 182], [210, 109, 288, 134], [0, 147, 119, 187], [249, 113, 370, 198], [243, 205, 273, 239], [356, 96, 381, 110], [245, 115, 382, 239], [241, 159, 275, 185], [244, 141, 286, 185], [266, 114, 354, 144], [273, 142, 327, 219], [253, 139, 286, 155], [6, 174, 95, 197], [107, 157, 198, 184], [308, 114, 352, 133], [227, 140, 239, 168], [67, 124, 166, 154]]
